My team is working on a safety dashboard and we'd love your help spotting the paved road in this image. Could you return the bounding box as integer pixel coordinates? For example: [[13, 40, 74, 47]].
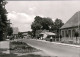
[[21, 38, 80, 57]]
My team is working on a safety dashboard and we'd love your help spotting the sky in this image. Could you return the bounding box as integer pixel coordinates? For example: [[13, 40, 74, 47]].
[[5, 1, 80, 32]]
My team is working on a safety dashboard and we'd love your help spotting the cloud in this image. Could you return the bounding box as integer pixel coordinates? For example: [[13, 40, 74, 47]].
[[7, 11, 35, 32], [6, 1, 80, 32]]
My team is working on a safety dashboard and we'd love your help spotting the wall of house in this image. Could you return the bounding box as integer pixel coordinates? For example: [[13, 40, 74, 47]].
[[61, 27, 79, 38], [60, 27, 80, 43], [61, 27, 79, 41]]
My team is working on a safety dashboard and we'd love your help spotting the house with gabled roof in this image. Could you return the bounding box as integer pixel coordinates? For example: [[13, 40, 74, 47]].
[[60, 11, 80, 39]]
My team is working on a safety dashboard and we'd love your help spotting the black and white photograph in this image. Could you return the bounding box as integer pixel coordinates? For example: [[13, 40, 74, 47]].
[[0, 0, 80, 57]]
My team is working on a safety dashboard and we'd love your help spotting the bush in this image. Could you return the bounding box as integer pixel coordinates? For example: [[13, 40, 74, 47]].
[[10, 41, 39, 53], [74, 32, 79, 38]]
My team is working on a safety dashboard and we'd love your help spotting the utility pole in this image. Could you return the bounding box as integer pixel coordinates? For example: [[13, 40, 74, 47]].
[[78, 11, 79, 31], [77, 11, 80, 43]]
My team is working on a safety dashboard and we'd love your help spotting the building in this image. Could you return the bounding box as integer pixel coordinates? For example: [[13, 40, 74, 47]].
[[35, 30, 49, 38], [40, 32, 56, 39], [12, 27, 19, 39], [60, 11, 80, 43], [22, 32, 28, 38]]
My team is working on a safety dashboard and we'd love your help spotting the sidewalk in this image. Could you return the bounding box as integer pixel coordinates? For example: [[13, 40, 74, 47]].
[[0, 41, 10, 49], [0, 41, 10, 54], [32, 39, 80, 48]]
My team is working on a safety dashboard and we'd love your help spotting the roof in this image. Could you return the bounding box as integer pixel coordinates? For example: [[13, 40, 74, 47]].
[[61, 11, 80, 29], [22, 33, 28, 35], [40, 32, 56, 35]]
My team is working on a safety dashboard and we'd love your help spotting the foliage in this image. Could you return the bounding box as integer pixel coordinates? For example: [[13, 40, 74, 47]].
[[54, 18, 64, 29], [7, 27, 13, 36], [75, 32, 79, 37], [27, 31, 33, 36], [31, 16, 54, 30], [0, 0, 7, 41], [74, 31, 79, 43], [31, 16, 64, 37], [41, 17, 54, 30], [52, 18, 64, 35], [31, 16, 54, 37], [18, 32, 23, 38], [10, 41, 39, 53]]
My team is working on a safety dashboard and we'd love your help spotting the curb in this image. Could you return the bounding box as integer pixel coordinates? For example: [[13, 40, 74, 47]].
[[52, 42, 80, 48]]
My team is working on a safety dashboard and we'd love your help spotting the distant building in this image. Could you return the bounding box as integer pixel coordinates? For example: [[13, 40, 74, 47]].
[[22, 33, 28, 36], [40, 31, 56, 39], [60, 11, 80, 42], [22, 33, 28, 38], [12, 27, 19, 39], [35, 30, 49, 38]]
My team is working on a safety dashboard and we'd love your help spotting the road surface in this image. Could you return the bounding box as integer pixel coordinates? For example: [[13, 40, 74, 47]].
[[21, 38, 80, 57]]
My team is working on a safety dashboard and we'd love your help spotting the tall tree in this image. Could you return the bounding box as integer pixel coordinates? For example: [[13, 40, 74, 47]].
[[31, 16, 54, 37], [41, 17, 54, 30], [54, 18, 64, 35], [7, 27, 13, 36], [31, 16, 42, 37], [0, 0, 7, 41]]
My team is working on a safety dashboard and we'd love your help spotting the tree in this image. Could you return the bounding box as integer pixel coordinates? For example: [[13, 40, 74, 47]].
[[54, 18, 64, 29], [54, 18, 64, 35], [31, 22, 42, 37], [74, 31, 79, 43], [18, 32, 23, 38], [7, 27, 13, 36], [31, 16, 54, 37], [41, 17, 54, 30], [27, 31, 32, 35], [0, 0, 7, 41]]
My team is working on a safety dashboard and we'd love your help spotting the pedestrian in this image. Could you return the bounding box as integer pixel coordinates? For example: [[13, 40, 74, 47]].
[[60, 35, 62, 41]]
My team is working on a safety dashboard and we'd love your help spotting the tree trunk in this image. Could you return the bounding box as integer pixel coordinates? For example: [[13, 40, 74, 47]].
[[0, 31, 3, 41]]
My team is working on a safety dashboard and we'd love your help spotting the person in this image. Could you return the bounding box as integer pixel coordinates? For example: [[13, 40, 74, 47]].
[[37, 36, 40, 39], [50, 36, 53, 42], [41, 37, 42, 40]]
